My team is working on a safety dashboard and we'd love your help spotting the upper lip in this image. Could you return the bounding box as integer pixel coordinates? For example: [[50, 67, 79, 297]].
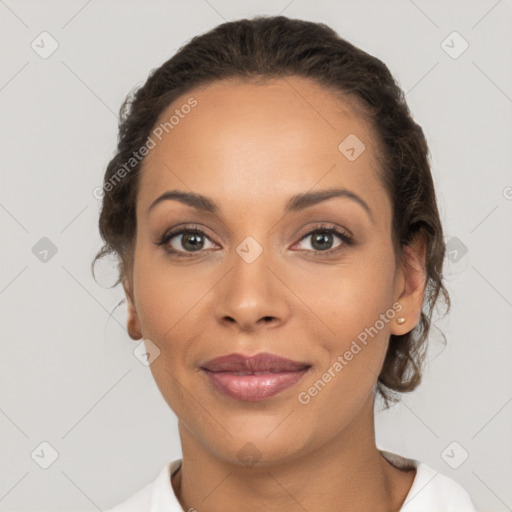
[[200, 352, 311, 373]]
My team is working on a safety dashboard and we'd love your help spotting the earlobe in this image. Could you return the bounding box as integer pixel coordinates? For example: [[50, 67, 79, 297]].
[[123, 276, 142, 341], [391, 233, 427, 336]]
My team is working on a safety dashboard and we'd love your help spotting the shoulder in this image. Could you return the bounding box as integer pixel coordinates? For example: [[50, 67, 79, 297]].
[[104, 459, 183, 512], [399, 458, 477, 512]]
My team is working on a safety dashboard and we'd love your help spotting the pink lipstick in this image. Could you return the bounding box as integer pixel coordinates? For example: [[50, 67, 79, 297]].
[[200, 352, 311, 401]]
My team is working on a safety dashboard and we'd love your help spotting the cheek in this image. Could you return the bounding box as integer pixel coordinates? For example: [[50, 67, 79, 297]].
[[132, 253, 205, 413], [295, 278, 394, 423], [292, 248, 396, 403], [292, 249, 396, 342], [132, 247, 211, 341]]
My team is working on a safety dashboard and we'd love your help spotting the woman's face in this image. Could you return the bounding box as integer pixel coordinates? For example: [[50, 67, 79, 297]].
[[125, 76, 423, 465]]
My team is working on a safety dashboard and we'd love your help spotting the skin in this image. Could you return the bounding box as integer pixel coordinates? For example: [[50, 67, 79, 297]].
[[123, 75, 427, 512]]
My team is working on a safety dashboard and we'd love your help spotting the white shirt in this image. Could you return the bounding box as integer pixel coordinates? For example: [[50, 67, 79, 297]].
[[105, 451, 477, 511]]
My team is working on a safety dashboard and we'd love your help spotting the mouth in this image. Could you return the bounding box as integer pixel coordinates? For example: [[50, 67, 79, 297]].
[[200, 352, 312, 402]]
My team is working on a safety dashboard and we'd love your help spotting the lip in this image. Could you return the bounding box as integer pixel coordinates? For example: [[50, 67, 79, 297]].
[[200, 352, 311, 402]]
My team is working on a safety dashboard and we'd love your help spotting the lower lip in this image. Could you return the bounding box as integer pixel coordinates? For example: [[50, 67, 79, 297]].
[[201, 369, 309, 401]]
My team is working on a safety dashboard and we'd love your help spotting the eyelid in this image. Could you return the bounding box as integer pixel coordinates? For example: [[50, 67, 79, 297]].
[[294, 222, 353, 243], [291, 223, 354, 255], [157, 222, 354, 256], [156, 223, 218, 250]]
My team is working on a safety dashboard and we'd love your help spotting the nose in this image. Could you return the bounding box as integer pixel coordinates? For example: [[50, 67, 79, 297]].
[[213, 249, 292, 333]]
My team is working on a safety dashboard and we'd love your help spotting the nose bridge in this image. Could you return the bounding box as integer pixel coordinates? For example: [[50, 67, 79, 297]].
[[214, 233, 289, 330]]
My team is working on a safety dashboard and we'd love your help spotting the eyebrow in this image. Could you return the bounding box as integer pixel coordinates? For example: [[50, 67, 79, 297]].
[[147, 187, 374, 222]]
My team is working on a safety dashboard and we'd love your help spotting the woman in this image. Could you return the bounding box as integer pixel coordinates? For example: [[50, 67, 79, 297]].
[[95, 15, 477, 511]]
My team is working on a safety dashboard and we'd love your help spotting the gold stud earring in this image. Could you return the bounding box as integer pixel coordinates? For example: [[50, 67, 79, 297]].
[[396, 317, 406, 325]]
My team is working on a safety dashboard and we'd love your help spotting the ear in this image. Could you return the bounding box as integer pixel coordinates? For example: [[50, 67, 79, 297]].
[[122, 272, 142, 341], [391, 232, 427, 336]]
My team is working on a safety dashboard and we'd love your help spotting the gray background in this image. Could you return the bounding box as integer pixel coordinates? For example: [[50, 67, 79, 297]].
[[1, 0, 511, 510]]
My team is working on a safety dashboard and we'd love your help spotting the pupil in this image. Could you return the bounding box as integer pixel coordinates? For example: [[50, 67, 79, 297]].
[[183, 233, 204, 251], [312, 232, 332, 251]]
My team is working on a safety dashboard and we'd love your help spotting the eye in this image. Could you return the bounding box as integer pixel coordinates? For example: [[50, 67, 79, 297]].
[[293, 224, 354, 256], [156, 223, 354, 258], [157, 225, 217, 256]]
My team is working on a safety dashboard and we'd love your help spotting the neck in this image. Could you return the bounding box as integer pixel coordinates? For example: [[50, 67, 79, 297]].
[[172, 393, 415, 512]]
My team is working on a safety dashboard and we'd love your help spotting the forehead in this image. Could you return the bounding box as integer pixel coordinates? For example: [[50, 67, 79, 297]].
[[137, 76, 387, 220]]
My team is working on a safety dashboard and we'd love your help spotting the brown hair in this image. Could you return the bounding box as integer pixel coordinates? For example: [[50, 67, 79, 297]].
[[92, 15, 450, 408]]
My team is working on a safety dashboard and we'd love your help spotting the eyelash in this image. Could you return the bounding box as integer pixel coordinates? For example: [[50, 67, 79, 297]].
[[156, 223, 354, 258]]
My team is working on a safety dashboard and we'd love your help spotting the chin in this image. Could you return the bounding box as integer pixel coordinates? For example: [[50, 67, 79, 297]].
[[203, 427, 309, 469]]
